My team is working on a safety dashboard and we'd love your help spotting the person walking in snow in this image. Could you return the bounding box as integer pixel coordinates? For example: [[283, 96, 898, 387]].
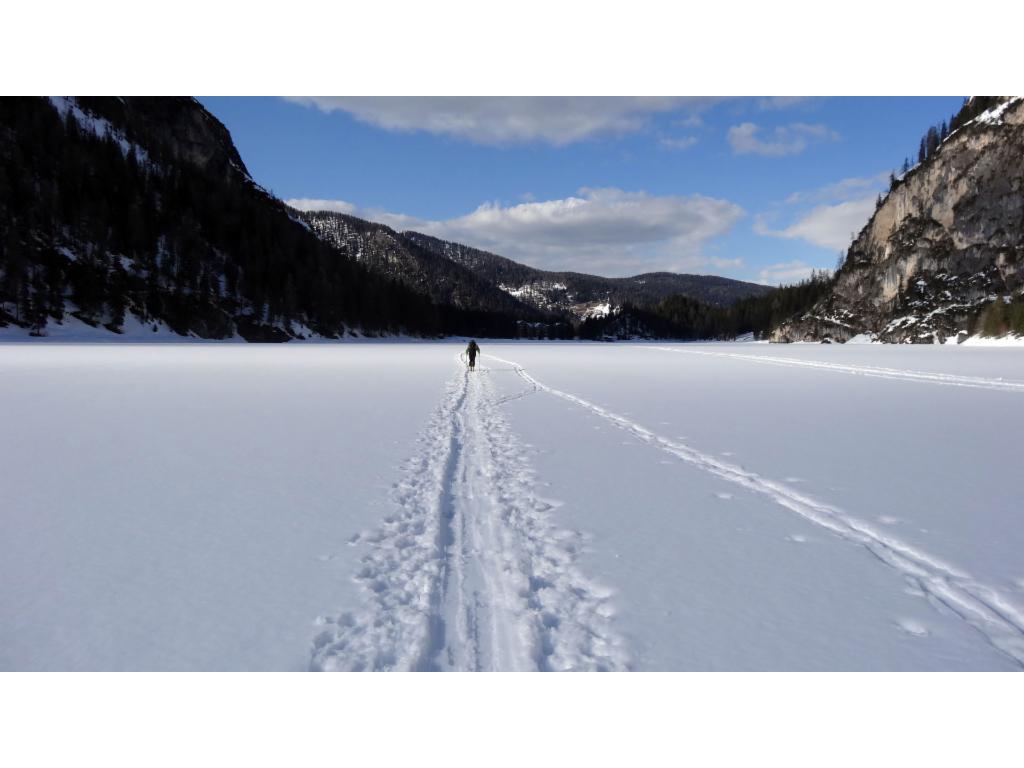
[[466, 340, 480, 371]]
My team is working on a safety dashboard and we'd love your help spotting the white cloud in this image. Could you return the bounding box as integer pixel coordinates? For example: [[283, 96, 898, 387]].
[[286, 197, 424, 231], [288, 187, 745, 276], [784, 172, 889, 205], [728, 122, 839, 156], [755, 196, 876, 252], [757, 260, 824, 286], [660, 136, 699, 151], [285, 97, 717, 146], [286, 198, 357, 214], [752, 171, 887, 256]]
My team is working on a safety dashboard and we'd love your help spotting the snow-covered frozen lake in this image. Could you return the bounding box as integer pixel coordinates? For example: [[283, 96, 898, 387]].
[[2, 342, 1023, 671]]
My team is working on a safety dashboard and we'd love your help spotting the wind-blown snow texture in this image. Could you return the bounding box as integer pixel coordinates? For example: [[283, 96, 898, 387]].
[[2, 343, 1023, 670]]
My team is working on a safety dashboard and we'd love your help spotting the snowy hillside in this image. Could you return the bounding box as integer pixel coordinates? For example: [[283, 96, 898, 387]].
[[3, 342, 1023, 670], [402, 231, 772, 317], [297, 210, 541, 319]]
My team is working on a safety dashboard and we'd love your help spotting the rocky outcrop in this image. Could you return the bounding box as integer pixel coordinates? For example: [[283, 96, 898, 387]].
[[72, 97, 251, 180], [774, 97, 1024, 343]]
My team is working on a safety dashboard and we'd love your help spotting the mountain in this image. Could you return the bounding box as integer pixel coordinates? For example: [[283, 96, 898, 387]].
[[296, 211, 546, 321], [296, 214, 771, 326], [773, 97, 1024, 343], [0, 97, 523, 340], [401, 231, 772, 317]]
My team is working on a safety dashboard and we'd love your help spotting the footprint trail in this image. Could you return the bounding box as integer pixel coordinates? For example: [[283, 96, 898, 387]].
[[311, 357, 628, 671], [488, 352, 1024, 669]]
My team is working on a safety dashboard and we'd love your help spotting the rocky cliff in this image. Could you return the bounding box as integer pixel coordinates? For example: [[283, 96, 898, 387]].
[[774, 97, 1024, 343]]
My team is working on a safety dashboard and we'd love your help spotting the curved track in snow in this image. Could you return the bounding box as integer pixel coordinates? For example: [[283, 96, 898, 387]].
[[311, 357, 628, 672], [647, 346, 1024, 393], [488, 353, 1024, 669]]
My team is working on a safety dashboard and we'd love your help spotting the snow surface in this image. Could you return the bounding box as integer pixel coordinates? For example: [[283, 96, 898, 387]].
[[0, 310, 202, 342], [2, 342, 1024, 670], [960, 334, 1024, 347], [973, 96, 1022, 126]]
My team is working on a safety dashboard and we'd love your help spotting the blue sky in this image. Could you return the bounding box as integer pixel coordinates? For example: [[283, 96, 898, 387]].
[[199, 97, 964, 284]]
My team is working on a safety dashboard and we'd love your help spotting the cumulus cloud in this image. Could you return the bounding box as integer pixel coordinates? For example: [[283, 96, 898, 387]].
[[783, 172, 889, 205], [286, 197, 424, 231], [752, 171, 887, 255], [755, 196, 876, 252], [728, 122, 839, 156], [286, 198, 356, 214], [285, 97, 717, 146], [288, 187, 745, 276], [757, 260, 823, 286]]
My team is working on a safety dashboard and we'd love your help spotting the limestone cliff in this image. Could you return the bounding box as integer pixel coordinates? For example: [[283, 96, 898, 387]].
[[774, 97, 1024, 343]]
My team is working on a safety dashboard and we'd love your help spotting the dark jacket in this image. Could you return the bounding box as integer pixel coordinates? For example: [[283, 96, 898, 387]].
[[466, 341, 480, 359]]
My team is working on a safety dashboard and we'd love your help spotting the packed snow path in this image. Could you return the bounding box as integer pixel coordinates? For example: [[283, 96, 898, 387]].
[[487, 353, 1024, 669], [311, 357, 629, 671]]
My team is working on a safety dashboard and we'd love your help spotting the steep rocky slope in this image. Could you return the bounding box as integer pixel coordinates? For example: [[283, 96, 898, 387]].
[[774, 97, 1024, 343]]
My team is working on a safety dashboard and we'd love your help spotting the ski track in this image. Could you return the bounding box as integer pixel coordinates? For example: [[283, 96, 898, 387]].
[[648, 346, 1024, 393], [310, 357, 629, 672], [488, 353, 1024, 669]]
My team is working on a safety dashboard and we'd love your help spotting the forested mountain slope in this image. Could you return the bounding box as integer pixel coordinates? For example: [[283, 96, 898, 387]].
[[297, 211, 546, 320], [402, 231, 772, 318], [0, 97, 522, 340]]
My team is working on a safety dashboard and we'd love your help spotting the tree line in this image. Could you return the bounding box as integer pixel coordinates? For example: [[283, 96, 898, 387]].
[[976, 296, 1024, 338], [578, 271, 835, 340], [888, 97, 1005, 193]]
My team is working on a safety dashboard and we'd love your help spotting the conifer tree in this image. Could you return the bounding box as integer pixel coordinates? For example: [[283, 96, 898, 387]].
[[926, 126, 940, 159]]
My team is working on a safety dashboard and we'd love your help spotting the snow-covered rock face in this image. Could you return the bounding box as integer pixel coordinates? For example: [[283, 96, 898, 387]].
[[775, 98, 1024, 343]]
